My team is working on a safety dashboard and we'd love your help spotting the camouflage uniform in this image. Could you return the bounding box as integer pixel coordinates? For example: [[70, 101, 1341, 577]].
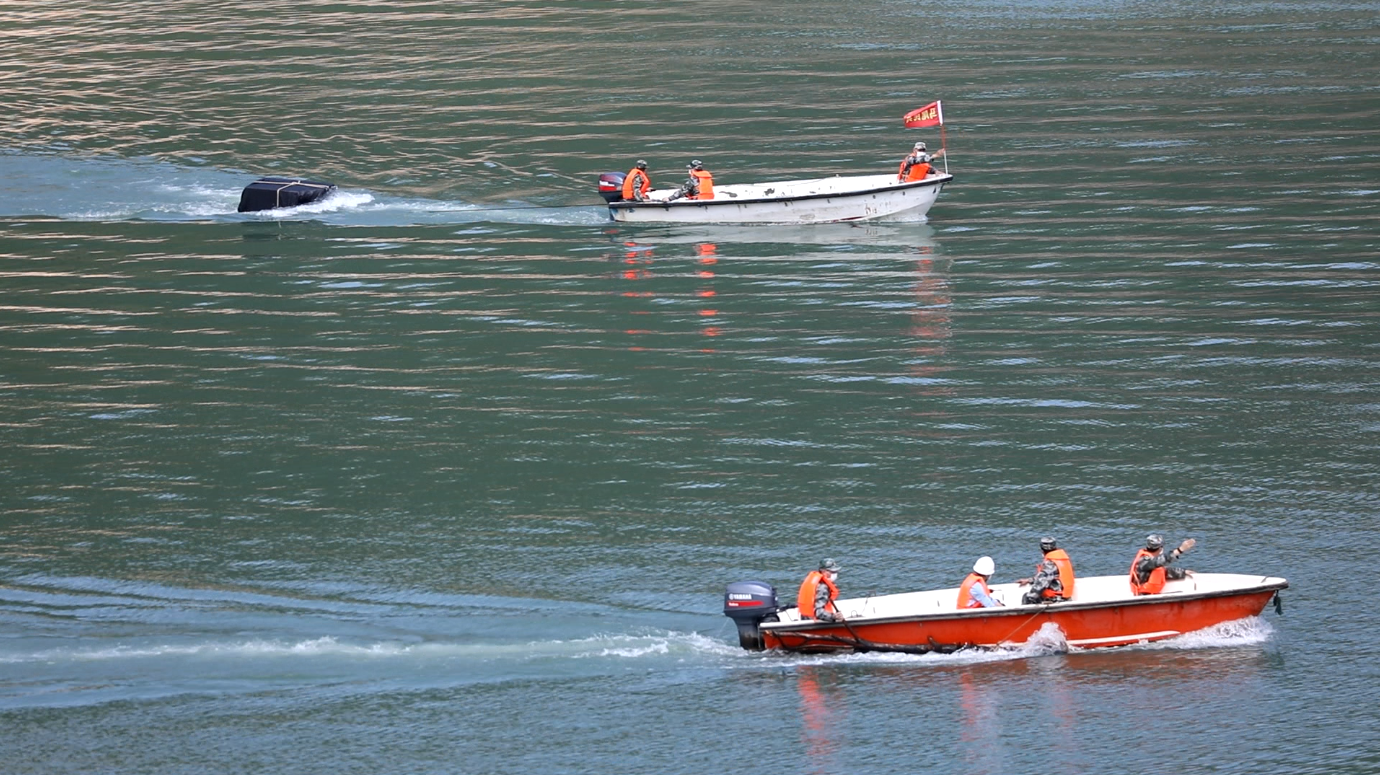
[[1133, 549, 1189, 586], [1021, 559, 1065, 605], [814, 582, 842, 622]]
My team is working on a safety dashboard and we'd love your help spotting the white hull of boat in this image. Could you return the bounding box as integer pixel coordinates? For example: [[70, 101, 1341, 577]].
[[608, 173, 951, 225]]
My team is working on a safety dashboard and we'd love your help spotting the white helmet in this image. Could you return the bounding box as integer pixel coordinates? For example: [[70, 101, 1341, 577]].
[[973, 556, 995, 576]]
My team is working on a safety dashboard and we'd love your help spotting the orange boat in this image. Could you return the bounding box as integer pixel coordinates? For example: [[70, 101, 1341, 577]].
[[723, 573, 1287, 654]]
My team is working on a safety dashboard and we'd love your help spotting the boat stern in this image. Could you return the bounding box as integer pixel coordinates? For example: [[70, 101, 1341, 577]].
[[723, 580, 780, 650]]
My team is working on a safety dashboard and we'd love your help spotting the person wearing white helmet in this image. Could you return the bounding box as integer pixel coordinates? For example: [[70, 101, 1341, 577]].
[[957, 556, 1003, 609]]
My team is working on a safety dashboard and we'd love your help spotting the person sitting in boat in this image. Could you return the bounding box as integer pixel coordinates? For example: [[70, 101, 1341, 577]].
[[957, 556, 1004, 609], [797, 558, 844, 622], [1018, 536, 1076, 604], [898, 142, 945, 182], [622, 159, 651, 202], [1129, 534, 1196, 595], [670, 159, 714, 201]]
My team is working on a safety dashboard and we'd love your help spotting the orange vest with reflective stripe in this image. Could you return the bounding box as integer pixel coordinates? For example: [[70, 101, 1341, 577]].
[[622, 168, 650, 200], [957, 572, 991, 609], [1043, 549, 1075, 599], [1129, 548, 1166, 595], [797, 570, 838, 619], [689, 169, 713, 200]]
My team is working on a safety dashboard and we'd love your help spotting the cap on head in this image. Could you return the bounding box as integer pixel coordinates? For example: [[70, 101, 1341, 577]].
[[1039, 536, 1057, 552], [973, 556, 995, 576], [690, 159, 704, 169], [819, 558, 841, 573], [1145, 534, 1164, 551], [636, 159, 647, 170], [914, 142, 927, 151]]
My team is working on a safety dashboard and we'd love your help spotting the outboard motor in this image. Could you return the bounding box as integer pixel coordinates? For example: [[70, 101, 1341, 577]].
[[723, 580, 779, 651], [598, 171, 626, 203], [238, 177, 337, 213]]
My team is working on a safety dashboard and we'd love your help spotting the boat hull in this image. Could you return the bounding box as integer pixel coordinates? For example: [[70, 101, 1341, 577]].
[[757, 573, 1287, 654], [608, 173, 951, 225]]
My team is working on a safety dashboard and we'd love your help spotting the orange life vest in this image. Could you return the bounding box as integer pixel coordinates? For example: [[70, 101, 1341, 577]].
[[957, 572, 991, 609], [688, 169, 714, 200], [1042, 548, 1075, 599], [797, 570, 839, 619], [898, 156, 931, 182], [622, 168, 650, 200], [1129, 548, 1166, 595]]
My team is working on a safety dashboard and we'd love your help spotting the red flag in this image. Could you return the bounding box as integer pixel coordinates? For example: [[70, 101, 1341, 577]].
[[903, 100, 944, 128]]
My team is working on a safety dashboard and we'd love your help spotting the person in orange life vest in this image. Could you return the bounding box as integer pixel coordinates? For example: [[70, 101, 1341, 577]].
[[898, 141, 945, 182], [678, 159, 713, 200], [1130, 534, 1196, 595], [1018, 536, 1076, 604], [957, 556, 1003, 609], [622, 159, 651, 202], [797, 558, 844, 622]]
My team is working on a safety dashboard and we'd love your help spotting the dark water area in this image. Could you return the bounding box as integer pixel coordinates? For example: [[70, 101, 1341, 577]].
[[3, 1, 1379, 773]]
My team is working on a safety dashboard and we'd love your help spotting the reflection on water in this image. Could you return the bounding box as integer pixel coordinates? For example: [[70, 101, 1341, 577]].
[[796, 665, 845, 775], [959, 668, 1009, 775], [611, 223, 938, 250], [908, 253, 953, 396]]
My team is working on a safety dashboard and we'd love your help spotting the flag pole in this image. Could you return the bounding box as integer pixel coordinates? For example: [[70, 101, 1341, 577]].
[[938, 100, 948, 174], [940, 122, 948, 174]]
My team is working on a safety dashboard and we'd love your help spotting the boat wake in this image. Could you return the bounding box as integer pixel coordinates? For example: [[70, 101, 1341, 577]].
[[1126, 616, 1274, 650], [0, 151, 605, 226], [0, 630, 739, 666]]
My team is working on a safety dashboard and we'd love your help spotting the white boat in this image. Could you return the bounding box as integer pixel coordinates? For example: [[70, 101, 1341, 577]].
[[598, 171, 952, 225]]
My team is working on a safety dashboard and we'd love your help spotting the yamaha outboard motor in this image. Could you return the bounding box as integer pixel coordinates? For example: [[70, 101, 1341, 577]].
[[723, 580, 779, 651], [598, 171, 626, 203], [238, 177, 337, 213]]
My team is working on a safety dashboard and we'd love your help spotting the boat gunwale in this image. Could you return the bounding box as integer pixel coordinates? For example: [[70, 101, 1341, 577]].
[[608, 173, 953, 211], [759, 576, 1288, 634]]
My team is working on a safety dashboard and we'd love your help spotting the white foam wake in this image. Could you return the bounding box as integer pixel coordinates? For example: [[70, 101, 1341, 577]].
[[0, 630, 738, 665]]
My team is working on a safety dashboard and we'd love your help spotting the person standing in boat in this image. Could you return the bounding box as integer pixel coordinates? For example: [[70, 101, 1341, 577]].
[[898, 141, 944, 182], [957, 556, 1003, 609], [797, 558, 844, 622], [673, 159, 714, 201], [622, 159, 652, 202], [1018, 536, 1076, 604], [1129, 534, 1196, 595]]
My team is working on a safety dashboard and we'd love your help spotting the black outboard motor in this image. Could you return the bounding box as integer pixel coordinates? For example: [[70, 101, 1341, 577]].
[[723, 580, 780, 651], [598, 171, 626, 203], [238, 177, 337, 213]]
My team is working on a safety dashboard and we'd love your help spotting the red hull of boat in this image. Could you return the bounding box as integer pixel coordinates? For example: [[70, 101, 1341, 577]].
[[761, 586, 1282, 653]]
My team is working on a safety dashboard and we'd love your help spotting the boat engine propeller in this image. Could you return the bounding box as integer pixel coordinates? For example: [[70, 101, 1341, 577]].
[[723, 580, 779, 650], [597, 172, 626, 203]]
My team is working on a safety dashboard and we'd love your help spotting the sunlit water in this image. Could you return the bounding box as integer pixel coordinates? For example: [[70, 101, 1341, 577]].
[[2, 1, 1378, 773]]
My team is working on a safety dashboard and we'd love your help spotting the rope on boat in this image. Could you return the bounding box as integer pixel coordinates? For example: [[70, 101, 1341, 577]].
[[993, 606, 1051, 646], [780, 628, 970, 656]]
